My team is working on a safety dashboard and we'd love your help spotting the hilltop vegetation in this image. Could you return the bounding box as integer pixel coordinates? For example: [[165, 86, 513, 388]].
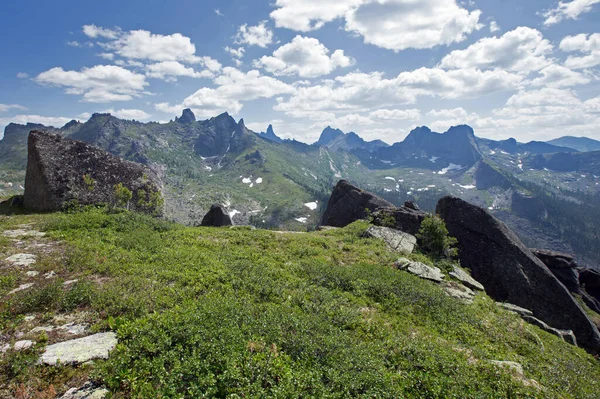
[[0, 206, 599, 397]]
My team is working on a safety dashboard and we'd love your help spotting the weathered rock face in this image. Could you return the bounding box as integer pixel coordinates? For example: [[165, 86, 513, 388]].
[[320, 180, 393, 227], [579, 269, 600, 314], [200, 204, 233, 227], [175, 108, 196, 124], [24, 131, 164, 215], [475, 161, 511, 190], [436, 195, 600, 352], [364, 226, 416, 253], [371, 206, 427, 236], [531, 249, 580, 293]]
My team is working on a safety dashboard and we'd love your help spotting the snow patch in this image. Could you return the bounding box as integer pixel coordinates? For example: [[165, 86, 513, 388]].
[[438, 164, 464, 175], [304, 201, 318, 210], [230, 210, 240, 218], [384, 176, 395, 181], [429, 156, 439, 163], [242, 177, 252, 184], [489, 150, 496, 155], [295, 217, 308, 223], [458, 184, 476, 190], [255, 177, 263, 184]]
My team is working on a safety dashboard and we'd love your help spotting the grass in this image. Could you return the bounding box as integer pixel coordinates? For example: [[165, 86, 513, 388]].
[[0, 207, 599, 398]]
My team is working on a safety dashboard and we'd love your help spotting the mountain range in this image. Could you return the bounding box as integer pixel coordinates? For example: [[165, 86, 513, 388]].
[[2, 109, 600, 269]]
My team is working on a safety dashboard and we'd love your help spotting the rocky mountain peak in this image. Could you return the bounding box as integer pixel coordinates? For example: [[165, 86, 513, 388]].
[[258, 124, 283, 143], [61, 120, 81, 130], [266, 124, 274, 135], [176, 108, 196, 124], [317, 126, 344, 146]]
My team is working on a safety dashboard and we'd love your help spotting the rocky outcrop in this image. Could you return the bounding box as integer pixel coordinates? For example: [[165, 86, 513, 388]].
[[39, 332, 118, 365], [364, 226, 416, 253], [531, 249, 580, 293], [24, 131, 164, 215], [257, 124, 283, 143], [579, 269, 600, 314], [320, 180, 393, 227], [371, 205, 426, 236], [200, 204, 233, 227], [394, 258, 445, 283], [436, 195, 600, 352], [475, 161, 511, 190], [175, 108, 196, 124]]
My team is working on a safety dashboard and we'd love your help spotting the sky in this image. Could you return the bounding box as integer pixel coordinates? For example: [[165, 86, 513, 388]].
[[0, 0, 599, 144]]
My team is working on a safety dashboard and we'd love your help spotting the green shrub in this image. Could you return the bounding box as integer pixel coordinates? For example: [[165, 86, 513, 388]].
[[113, 183, 132, 209], [416, 215, 458, 259]]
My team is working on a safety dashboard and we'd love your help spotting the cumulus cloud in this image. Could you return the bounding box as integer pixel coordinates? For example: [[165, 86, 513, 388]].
[[255, 36, 354, 78], [560, 33, 600, 69], [155, 67, 295, 118], [83, 24, 121, 39], [235, 21, 274, 48], [439, 27, 553, 73], [489, 20, 500, 33], [145, 61, 214, 81], [102, 108, 152, 120], [369, 108, 421, 120], [529, 64, 592, 88], [35, 65, 148, 103], [542, 0, 600, 26], [427, 108, 469, 118], [67, 41, 94, 48], [16, 72, 29, 79], [225, 46, 245, 59], [270, 0, 481, 51], [0, 104, 27, 113]]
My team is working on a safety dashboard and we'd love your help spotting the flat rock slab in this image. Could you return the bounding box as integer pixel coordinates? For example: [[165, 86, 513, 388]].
[[365, 226, 416, 253], [5, 253, 37, 267], [39, 332, 117, 365], [14, 340, 35, 351], [2, 229, 46, 238], [9, 282, 34, 294], [442, 282, 475, 304], [497, 302, 534, 317], [60, 382, 109, 399], [395, 258, 445, 283], [450, 266, 485, 291]]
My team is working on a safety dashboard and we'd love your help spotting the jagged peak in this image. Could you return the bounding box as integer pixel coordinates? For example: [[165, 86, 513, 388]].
[[176, 108, 196, 124], [446, 124, 475, 137], [61, 120, 81, 130]]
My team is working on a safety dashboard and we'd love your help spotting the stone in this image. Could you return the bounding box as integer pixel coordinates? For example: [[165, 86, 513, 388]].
[[497, 302, 534, 317], [490, 361, 524, 376], [26, 270, 40, 277], [64, 279, 79, 286], [442, 282, 475, 304], [531, 249, 580, 293], [1, 343, 10, 353], [5, 253, 36, 267], [364, 226, 416, 253], [200, 204, 233, 227], [2, 229, 46, 238], [24, 130, 164, 215], [44, 271, 57, 279], [9, 283, 34, 294], [521, 315, 578, 345], [320, 180, 393, 227], [436, 195, 600, 352], [59, 382, 109, 399], [39, 332, 117, 365], [13, 340, 35, 351], [395, 258, 445, 283], [371, 205, 427, 236], [449, 266, 485, 291]]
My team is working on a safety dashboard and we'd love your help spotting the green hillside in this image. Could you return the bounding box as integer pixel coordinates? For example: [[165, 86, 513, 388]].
[[1, 206, 599, 398]]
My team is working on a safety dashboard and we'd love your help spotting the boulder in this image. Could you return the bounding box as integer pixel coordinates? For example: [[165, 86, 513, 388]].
[[24, 131, 164, 215], [371, 205, 427, 236], [59, 382, 108, 399], [394, 258, 445, 283], [200, 204, 233, 227], [579, 269, 600, 314], [436, 195, 600, 352], [531, 249, 580, 293], [39, 332, 117, 365], [521, 315, 577, 345], [496, 302, 533, 317], [364, 226, 416, 253], [442, 281, 476, 304], [449, 266, 485, 291], [320, 180, 393, 227]]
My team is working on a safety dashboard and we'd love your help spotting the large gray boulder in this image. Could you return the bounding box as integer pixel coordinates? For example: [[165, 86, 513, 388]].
[[320, 180, 393, 227], [436, 195, 600, 352], [364, 226, 416, 253], [39, 332, 117, 365], [371, 204, 427, 236], [24, 131, 164, 215]]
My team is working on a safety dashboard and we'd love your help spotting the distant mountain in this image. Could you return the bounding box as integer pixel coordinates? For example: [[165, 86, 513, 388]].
[[526, 150, 600, 174], [477, 137, 577, 155], [257, 124, 283, 143], [376, 125, 482, 168], [324, 130, 389, 153], [316, 126, 344, 146], [547, 136, 600, 152]]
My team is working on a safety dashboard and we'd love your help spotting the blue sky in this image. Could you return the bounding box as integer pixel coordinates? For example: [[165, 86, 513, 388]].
[[0, 0, 599, 144]]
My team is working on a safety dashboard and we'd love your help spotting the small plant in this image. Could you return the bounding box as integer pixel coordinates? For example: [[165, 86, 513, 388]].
[[416, 215, 458, 259], [114, 183, 132, 210], [82, 174, 96, 192]]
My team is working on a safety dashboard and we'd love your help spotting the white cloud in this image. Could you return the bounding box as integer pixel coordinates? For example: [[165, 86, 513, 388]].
[[270, 0, 361, 31], [215, 9, 224, 17], [156, 67, 295, 118], [98, 53, 115, 60], [35, 65, 148, 103], [505, 88, 582, 108], [255, 36, 354, 78], [108, 29, 201, 63], [83, 24, 120, 39], [235, 21, 274, 48], [67, 41, 93, 48], [439, 27, 553, 73], [542, 0, 600, 26], [16, 72, 29, 79], [145, 61, 214, 80], [0, 104, 27, 113], [102, 108, 152, 120], [370, 108, 421, 120], [489, 20, 500, 33], [529, 64, 592, 87], [560, 33, 600, 69], [225, 46, 245, 59], [344, 0, 483, 51], [427, 108, 469, 118]]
